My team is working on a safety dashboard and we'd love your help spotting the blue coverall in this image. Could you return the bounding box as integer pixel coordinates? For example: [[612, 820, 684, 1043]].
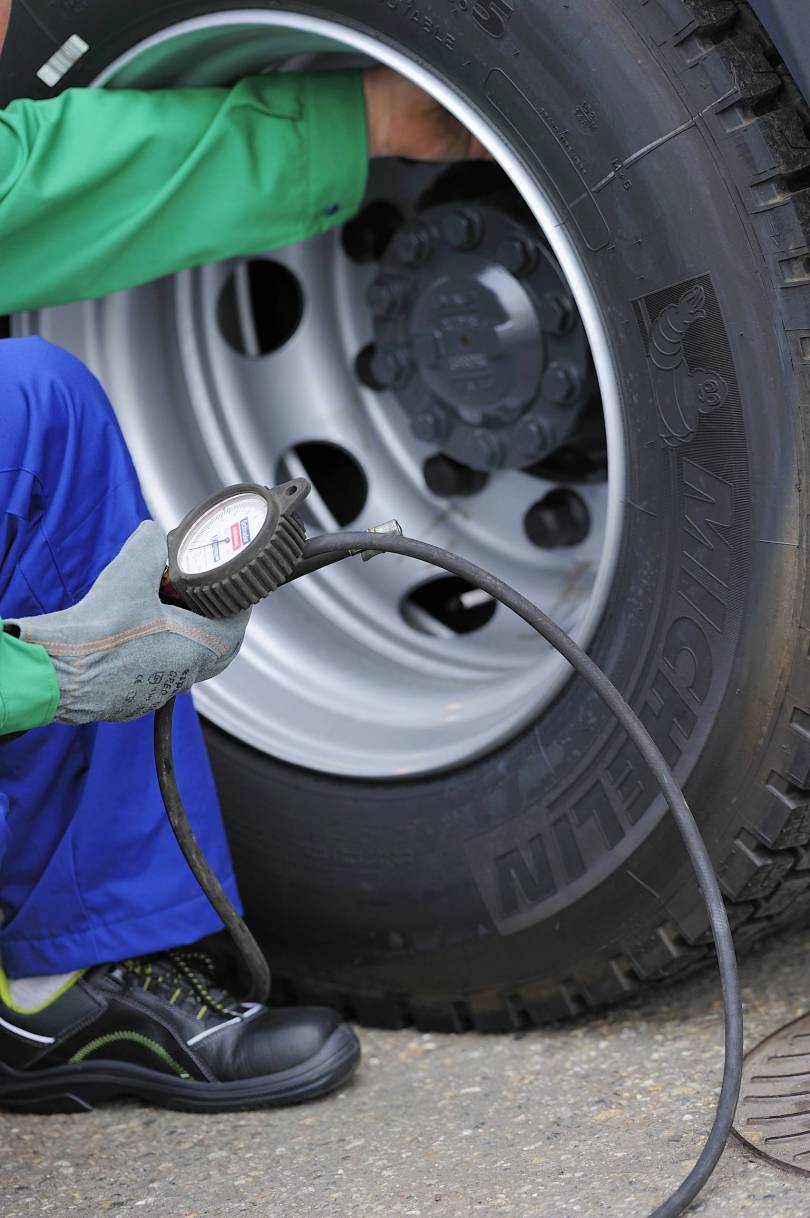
[[0, 337, 241, 977]]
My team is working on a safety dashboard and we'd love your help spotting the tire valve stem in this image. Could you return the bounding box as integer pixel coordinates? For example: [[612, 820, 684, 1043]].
[[360, 519, 403, 562]]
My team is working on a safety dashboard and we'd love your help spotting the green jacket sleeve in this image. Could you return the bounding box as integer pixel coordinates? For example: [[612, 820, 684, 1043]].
[[0, 71, 369, 313], [0, 71, 368, 731], [0, 626, 60, 736]]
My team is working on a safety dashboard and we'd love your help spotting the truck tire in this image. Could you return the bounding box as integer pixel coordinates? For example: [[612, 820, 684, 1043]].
[[4, 0, 810, 1031]]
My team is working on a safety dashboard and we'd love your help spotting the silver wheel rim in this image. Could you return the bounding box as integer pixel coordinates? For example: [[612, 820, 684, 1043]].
[[22, 10, 626, 778]]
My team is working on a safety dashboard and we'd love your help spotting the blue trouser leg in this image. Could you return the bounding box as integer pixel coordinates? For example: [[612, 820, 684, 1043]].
[[0, 336, 242, 977]]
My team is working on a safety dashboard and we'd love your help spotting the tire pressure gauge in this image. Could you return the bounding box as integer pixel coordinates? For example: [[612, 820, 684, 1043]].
[[163, 480, 311, 618]]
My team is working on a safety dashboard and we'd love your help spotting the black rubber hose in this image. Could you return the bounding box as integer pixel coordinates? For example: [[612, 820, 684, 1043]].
[[297, 531, 743, 1218], [154, 529, 742, 1218], [154, 696, 271, 1004]]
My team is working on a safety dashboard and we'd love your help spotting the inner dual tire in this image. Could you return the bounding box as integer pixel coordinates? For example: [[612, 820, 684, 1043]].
[[5, 0, 810, 1030]]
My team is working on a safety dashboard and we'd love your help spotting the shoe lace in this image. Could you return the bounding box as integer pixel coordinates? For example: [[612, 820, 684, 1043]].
[[118, 949, 237, 1018]]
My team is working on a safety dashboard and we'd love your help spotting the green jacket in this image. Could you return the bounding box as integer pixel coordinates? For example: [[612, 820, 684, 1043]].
[[0, 71, 368, 735]]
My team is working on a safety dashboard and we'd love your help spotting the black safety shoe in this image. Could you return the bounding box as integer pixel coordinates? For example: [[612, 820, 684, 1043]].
[[0, 949, 360, 1113]]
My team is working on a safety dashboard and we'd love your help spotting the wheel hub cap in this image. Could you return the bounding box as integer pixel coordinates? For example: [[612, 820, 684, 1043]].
[[368, 203, 592, 471]]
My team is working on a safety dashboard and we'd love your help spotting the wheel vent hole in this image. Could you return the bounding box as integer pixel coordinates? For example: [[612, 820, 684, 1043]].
[[524, 489, 590, 549], [218, 259, 304, 357], [401, 576, 495, 637], [278, 442, 367, 528]]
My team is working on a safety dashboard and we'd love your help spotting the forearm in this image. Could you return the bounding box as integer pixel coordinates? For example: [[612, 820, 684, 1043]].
[[0, 72, 368, 312]]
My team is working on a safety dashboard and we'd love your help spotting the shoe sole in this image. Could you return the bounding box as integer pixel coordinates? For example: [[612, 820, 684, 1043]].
[[0, 1022, 361, 1114]]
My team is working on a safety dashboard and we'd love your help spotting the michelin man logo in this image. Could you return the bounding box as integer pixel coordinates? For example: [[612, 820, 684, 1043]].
[[648, 285, 728, 447]]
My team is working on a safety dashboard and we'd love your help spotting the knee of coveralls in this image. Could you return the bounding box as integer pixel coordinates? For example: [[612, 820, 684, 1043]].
[[0, 336, 241, 976]]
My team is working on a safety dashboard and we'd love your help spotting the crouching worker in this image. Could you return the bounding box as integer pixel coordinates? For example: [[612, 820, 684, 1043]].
[[0, 0, 486, 1110], [0, 337, 355, 1112]]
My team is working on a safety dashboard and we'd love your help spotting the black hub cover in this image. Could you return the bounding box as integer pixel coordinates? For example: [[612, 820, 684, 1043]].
[[367, 202, 592, 472]]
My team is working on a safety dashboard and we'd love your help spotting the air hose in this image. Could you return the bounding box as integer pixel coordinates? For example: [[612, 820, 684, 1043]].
[[154, 527, 743, 1218]]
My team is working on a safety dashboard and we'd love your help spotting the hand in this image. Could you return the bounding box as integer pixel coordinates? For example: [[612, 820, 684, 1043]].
[[9, 521, 250, 725], [363, 67, 490, 162]]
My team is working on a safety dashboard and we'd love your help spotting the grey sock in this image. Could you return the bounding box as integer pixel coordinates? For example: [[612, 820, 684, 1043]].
[[7, 972, 78, 1012]]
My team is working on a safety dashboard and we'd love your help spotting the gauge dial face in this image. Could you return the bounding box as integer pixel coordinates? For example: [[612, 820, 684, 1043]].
[[176, 492, 269, 576]]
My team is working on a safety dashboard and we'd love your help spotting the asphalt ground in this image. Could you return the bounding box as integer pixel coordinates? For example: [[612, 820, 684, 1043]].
[[3, 922, 810, 1218]]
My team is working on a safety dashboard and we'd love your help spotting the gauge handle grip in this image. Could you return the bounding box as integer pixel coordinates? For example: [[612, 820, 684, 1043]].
[[159, 571, 188, 609]]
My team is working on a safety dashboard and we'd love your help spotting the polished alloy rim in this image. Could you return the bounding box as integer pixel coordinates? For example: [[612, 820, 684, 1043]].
[[21, 10, 626, 778]]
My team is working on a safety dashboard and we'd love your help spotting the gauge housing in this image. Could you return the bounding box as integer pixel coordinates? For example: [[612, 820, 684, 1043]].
[[166, 480, 311, 618]]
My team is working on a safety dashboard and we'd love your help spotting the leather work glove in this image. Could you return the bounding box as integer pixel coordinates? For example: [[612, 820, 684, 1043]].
[[8, 521, 250, 725]]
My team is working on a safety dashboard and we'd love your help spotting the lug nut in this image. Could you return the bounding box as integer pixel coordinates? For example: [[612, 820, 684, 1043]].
[[472, 428, 505, 470], [394, 222, 435, 267], [371, 345, 413, 388], [441, 208, 484, 250], [538, 291, 573, 336], [355, 343, 386, 390], [423, 453, 489, 498], [524, 489, 590, 549], [497, 236, 538, 277], [513, 420, 548, 462], [412, 410, 449, 444], [366, 277, 410, 319], [542, 362, 579, 405]]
